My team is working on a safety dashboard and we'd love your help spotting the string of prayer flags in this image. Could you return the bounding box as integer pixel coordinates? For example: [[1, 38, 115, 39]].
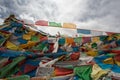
[[0, 15, 120, 80]]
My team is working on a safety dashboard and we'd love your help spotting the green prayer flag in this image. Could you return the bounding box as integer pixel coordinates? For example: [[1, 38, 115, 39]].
[[0, 38, 6, 46], [7, 75, 30, 80], [74, 37, 82, 43], [32, 43, 46, 51], [74, 65, 92, 80], [112, 47, 120, 50], [49, 22, 62, 27], [91, 43, 97, 48], [100, 36, 107, 41], [7, 66, 20, 77], [106, 53, 115, 57], [116, 40, 120, 46], [31, 35, 39, 42], [0, 56, 26, 78], [63, 65, 74, 69]]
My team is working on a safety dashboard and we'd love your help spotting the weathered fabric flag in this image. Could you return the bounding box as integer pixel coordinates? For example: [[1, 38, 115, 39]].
[[77, 29, 91, 34], [82, 37, 91, 43], [106, 32, 115, 35], [31, 35, 39, 42], [49, 22, 62, 27], [65, 37, 74, 44], [91, 64, 109, 80], [7, 75, 30, 80], [35, 20, 48, 26], [0, 56, 26, 78], [91, 30, 103, 36], [54, 67, 73, 76], [92, 36, 100, 43], [74, 37, 82, 43], [5, 41, 19, 50], [74, 65, 92, 80], [58, 38, 65, 45], [63, 23, 76, 29]]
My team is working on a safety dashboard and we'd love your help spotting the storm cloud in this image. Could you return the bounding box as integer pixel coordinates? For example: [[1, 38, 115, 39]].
[[0, 0, 120, 36]]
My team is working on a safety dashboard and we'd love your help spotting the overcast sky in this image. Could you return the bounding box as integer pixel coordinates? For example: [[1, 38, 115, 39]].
[[0, 0, 120, 36]]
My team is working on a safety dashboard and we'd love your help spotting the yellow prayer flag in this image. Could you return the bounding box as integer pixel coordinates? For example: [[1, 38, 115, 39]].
[[19, 44, 28, 49], [27, 41, 36, 48], [91, 64, 109, 80], [92, 37, 100, 43], [23, 34, 31, 40], [19, 41, 36, 49], [107, 36, 112, 41], [116, 35, 120, 39], [62, 23, 76, 29], [86, 50, 98, 57], [116, 61, 120, 66], [28, 30, 37, 36], [103, 58, 114, 64], [5, 41, 19, 50]]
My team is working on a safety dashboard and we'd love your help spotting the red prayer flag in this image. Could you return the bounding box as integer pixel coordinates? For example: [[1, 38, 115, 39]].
[[24, 64, 37, 73], [54, 67, 73, 76], [40, 36, 48, 42], [35, 20, 48, 26], [82, 37, 91, 43], [106, 32, 115, 35]]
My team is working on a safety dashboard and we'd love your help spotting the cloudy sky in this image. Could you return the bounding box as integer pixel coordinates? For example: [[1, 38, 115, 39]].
[[0, 0, 120, 36]]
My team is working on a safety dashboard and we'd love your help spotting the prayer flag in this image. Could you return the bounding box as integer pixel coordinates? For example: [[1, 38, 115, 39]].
[[63, 23, 76, 29], [74, 65, 92, 80], [5, 41, 19, 50], [74, 37, 82, 43], [91, 30, 103, 36], [66, 37, 74, 44], [35, 20, 48, 26], [49, 22, 62, 27], [92, 36, 100, 43], [23, 34, 31, 40], [82, 37, 91, 43], [77, 29, 91, 34]]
